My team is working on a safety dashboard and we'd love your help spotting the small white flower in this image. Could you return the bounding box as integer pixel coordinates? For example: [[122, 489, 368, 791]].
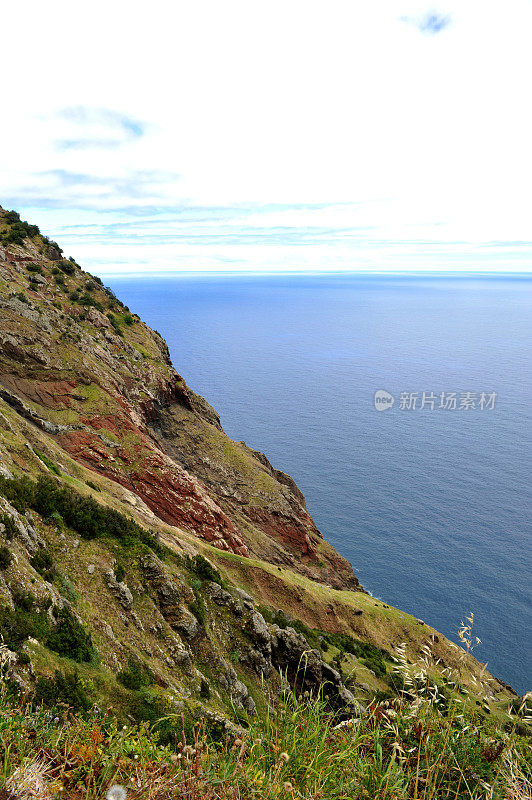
[[106, 785, 127, 800]]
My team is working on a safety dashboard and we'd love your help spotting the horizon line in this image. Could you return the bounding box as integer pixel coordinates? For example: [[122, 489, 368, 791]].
[[98, 268, 532, 279]]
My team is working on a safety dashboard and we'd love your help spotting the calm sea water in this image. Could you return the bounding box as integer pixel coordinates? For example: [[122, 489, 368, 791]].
[[106, 273, 532, 693]]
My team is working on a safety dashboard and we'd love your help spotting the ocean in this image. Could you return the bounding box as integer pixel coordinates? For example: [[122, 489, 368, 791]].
[[106, 272, 532, 693]]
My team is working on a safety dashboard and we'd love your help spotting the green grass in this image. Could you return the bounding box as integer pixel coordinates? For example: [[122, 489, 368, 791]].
[[0, 660, 529, 800]]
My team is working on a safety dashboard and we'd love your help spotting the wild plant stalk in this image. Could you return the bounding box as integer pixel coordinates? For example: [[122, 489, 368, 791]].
[[0, 619, 530, 799]]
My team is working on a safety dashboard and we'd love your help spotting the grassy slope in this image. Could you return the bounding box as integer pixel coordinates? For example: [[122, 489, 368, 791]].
[[0, 209, 529, 798]]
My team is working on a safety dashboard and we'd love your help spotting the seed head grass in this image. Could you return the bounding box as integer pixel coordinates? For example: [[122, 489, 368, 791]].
[[0, 617, 529, 799]]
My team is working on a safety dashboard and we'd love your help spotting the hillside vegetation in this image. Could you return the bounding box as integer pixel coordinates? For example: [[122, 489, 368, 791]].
[[0, 208, 529, 799]]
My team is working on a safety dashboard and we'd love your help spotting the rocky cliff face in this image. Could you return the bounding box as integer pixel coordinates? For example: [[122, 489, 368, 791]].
[[0, 208, 358, 590], [0, 208, 513, 732]]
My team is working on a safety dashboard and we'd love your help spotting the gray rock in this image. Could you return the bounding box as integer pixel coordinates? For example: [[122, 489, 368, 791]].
[[247, 611, 272, 653], [170, 606, 200, 640], [234, 588, 255, 607], [173, 648, 193, 671], [104, 569, 133, 610], [0, 460, 13, 479], [140, 554, 195, 614], [241, 647, 273, 678], [268, 625, 363, 715], [87, 564, 95, 574], [232, 679, 248, 705], [102, 622, 115, 641], [131, 611, 144, 631], [205, 581, 233, 606], [244, 695, 256, 716]]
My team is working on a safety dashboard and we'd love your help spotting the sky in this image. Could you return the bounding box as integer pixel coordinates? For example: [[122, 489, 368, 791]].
[[1, 0, 531, 275]]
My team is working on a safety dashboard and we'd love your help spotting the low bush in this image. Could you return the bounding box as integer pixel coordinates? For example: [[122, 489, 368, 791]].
[[190, 588, 207, 626], [35, 670, 91, 714], [0, 474, 158, 550], [29, 548, 56, 582], [0, 592, 50, 649], [58, 259, 76, 275], [46, 607, 95, 663], [117, 657, 154, 691], [186, 554, 223, 585], [0, 513, 17, 539], [78, 293, 104, 312], [1, 211, 40, 245], [0, 546, 12, 569]]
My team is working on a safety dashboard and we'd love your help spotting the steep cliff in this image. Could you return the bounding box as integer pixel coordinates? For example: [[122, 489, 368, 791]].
[[0, 207, 357, 590], [0, 207, 516, 737]]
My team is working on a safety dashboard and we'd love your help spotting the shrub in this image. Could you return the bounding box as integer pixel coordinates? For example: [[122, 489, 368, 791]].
[[78, 293, 103, 312], [0, 546, 12, 569], [35, 670, 91, 713], [58, 260, 76, 276], [48, 510, 63, 527], [46, 607, 95, 663], [186, 554, 223, 585], [0, 593, 50, 649], [200, 678, 211, 699], [1, 513, 17, 540], [85, 480, 101, 492], [190, 589, 206, 626], [0, 474, 158, 550], [107, 313, 123, 336], [30, 548, 56, 582], [117, 657, 154, 691], [1, 211, 40, 246], [54, 573, 79, 603], [12, 587, 35, 613]]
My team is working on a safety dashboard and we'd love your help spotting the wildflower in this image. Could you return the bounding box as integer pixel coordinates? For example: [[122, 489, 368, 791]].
[[106, 786, 127, 800], [280, 752, 290, 763]]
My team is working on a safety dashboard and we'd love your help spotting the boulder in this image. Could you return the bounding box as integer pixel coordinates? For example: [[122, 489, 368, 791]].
[[246, 611, 272, 654], [104, 569, 133, 610]]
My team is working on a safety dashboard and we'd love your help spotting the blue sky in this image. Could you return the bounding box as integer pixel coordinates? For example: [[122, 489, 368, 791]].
[[1, 1, 531, 275]]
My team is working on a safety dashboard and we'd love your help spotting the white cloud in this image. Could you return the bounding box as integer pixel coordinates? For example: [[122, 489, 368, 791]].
[[1, 0, 531, 273]]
